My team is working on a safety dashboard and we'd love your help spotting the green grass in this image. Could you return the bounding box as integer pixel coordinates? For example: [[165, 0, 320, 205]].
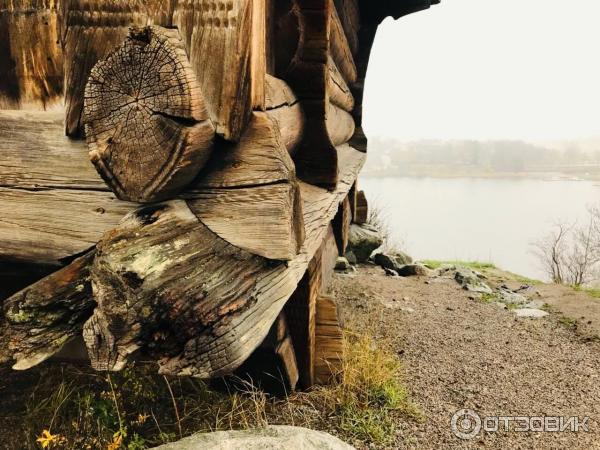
[[421, 260, 496, 270], [572, 285, 600, 298]]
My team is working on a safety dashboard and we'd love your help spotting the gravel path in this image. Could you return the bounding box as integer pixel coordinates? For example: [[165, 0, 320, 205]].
[[331, 265, 600, 449]]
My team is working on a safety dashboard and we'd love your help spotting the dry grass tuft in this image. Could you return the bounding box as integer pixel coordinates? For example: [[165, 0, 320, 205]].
[[0, 332, 418, 449]]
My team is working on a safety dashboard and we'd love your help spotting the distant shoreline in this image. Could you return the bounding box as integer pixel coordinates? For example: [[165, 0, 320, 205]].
[[361, 170, 600, 182]]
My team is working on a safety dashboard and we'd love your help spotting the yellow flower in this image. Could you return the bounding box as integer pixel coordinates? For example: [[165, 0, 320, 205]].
[[135, 413, 149, 425], [36, 430, 60, 449], [107, 433, 122, 450]]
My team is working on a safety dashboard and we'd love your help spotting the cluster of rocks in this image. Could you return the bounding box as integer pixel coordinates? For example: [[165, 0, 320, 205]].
[[336, 223, 432, 278], [438, 265, 548, 319], [337, 224, 549, 320]]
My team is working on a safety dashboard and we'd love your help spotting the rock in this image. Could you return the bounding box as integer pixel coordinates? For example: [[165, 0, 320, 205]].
[[373, 251, 414, 273], [513, 308, 549, 319], [384, 267, 399, 277], [335, 256, 350, 271], [373, 252, 398, 271], [496, 287, 528, 306], [396, 264, 432, 277], [347, 224, 383, 263], [401, 307, 415, 313], [151, 426, 355, 450], [345, 250, 357, 265], [392, 250, 413, 265], [454, 267, 492, 294]]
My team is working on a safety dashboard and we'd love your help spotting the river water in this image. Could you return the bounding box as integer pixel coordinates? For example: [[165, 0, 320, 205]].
[[360, 176, 600, 280]]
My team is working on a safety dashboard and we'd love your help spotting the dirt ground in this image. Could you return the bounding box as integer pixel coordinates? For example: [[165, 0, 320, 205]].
[[331, 264, 600, 450]]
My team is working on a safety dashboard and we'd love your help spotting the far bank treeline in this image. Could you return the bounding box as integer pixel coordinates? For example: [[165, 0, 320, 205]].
[[364, 138, 600, 178]]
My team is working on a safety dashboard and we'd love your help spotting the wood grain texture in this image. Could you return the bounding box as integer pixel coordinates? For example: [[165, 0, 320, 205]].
[[84, 26, 215, 203], [314, 294, 344, 384], [0, 110, 97, 190], [284, 243, 322, 388], [187, 182, 304, 260], [354, 189, 368, 224], [333, 0, 359, 56], [0, 109, 302, 262], [332, 195, 351, 256], [327, 56, 355, 112], [82, 144, 364, 377], [63, 0, 148, 137], [194, 111, 295, 188], [327, 102, 355, 146], [0, 0, 63, 110], [173, 0, 265, 141], [264, 75, 305, 155], [233, 311, 299, 393], [1, 252, 95, 370], [329, 1, 357, 84], [320, 224, 339, 292]]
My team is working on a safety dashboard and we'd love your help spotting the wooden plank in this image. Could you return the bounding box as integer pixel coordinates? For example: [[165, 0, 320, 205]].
[[173, 0, 266, 141], [321, 224, 339, 294], [314, 294, 344, 384], [333, 0, 360, 56], [284, 244, 322, 388], [332, 196, 351, 256], [0, 0, 63, 110], [329, 2, 358, 84], [233, 312, 299, 393], [355, 189, 368, 224]]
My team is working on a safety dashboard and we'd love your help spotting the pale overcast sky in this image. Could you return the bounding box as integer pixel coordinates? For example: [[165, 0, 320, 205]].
[[363, 0, 600, 142]]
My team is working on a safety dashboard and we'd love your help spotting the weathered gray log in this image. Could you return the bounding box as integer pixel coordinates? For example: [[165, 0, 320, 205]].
[[1, 252, 95, 370], [84, 26, 215, 203], [80, 144, 363, 377]]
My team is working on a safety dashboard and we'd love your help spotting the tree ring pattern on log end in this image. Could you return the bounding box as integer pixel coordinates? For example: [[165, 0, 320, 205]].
[[84, 26, 215, 203]]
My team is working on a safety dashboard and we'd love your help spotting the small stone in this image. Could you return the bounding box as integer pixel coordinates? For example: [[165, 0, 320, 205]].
[[396, 264, 432, 277], [384, 267, 399, 277], [401, 307, 415, 313], [513, 308, 549, 318], [345, 250, 357, 265], [335, 256, 350, 271], [402, 296, 410, 301]]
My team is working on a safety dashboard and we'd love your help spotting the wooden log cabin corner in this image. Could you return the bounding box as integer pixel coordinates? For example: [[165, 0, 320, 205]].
[[0, 0, 441, 386]]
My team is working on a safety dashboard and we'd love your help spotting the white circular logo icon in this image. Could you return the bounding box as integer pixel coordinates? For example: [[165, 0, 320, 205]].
[[451, 409, 482, 440]]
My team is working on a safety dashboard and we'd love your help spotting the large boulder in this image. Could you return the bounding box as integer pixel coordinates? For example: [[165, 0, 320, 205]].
[[151, 426, 355, 450], [347, 224, 383, 263]]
